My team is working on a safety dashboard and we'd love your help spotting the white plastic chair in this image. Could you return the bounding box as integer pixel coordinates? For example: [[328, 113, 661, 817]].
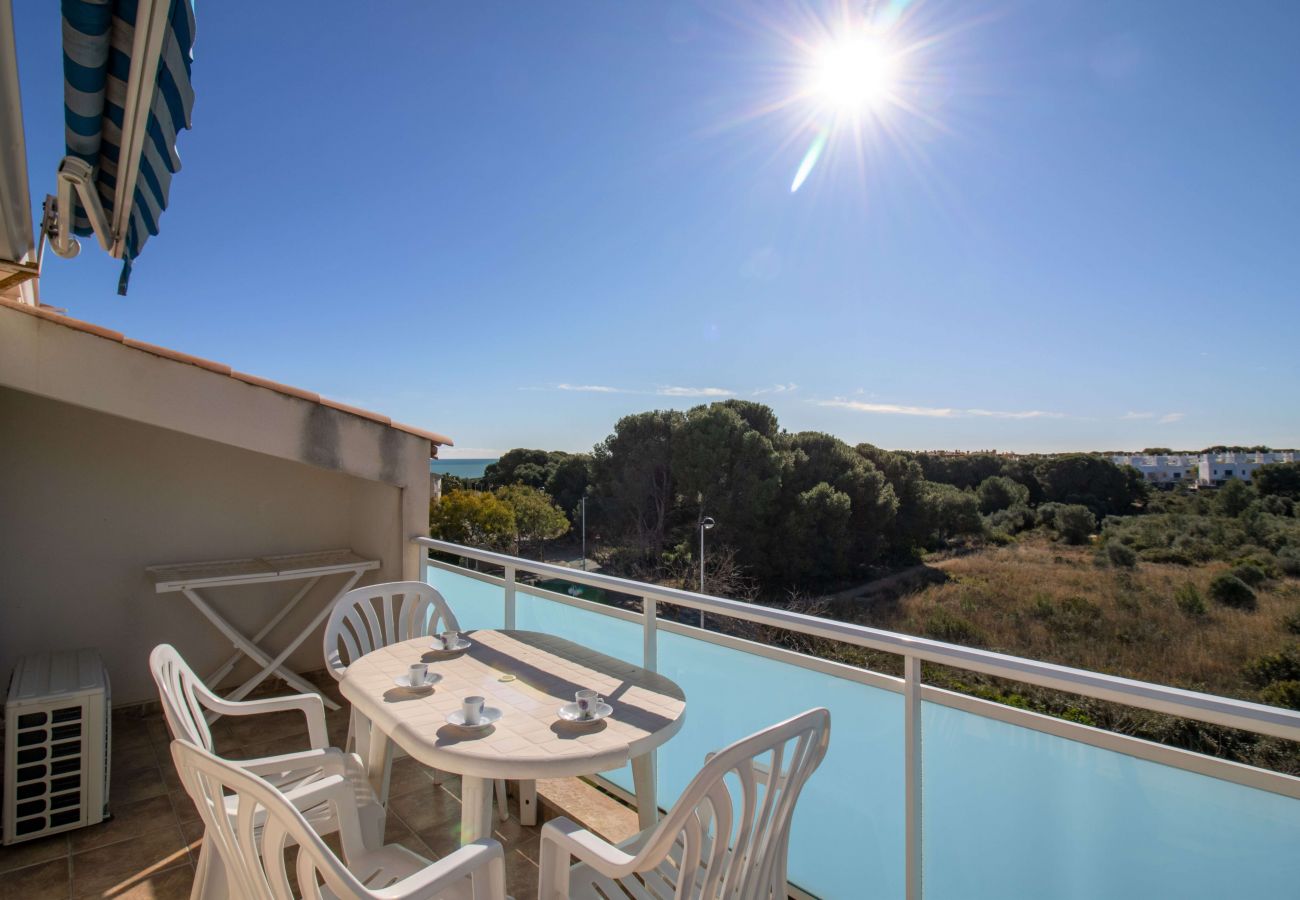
[[539, 708, 831, 900], [170, 738, 509, 900], [150, 644, 386, 898], [323, 582, 510, 820]]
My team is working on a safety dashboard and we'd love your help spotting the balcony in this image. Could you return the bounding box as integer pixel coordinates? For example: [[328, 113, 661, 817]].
[[417, 537, 1300, 900]]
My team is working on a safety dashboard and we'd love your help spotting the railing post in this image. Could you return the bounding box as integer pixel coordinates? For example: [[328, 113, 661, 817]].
[[642, 596, 657, 672], [504, 565, 517, 630], [905, 655, 923, 900]]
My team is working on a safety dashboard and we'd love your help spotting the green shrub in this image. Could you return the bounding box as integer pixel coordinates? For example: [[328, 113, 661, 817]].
[[1175, 583, 1206, 617], [1054, 504, 1097, 545], [1261, 680, 1300, 710], [1261, 494, 1294, 517], [1106, 542, 1138, 568], [1139, 547, 1194, 565], [1209, 573, 1257, 610], [1278, 548, 1300, 577], [977, 476, 1030, 514], [1036, 502, 1063, 527], [1243, 647, 1300, 687], [1229, 563, 1267, 588]]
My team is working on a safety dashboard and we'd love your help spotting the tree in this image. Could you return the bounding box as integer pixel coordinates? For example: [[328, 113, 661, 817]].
[[775, 432, 896, 576], [590, 410, 683, 554], [1053, 504, 1096, 545], [544, 454, 592, 524], [495, 484, 569, 557], [976, 475, 1030, 515], [922, 483, 982, 541], [782, 483, 854, 584], [1035, 454, 1146, 517], [1215, 479, 1254, 517], [430, 490, 516, 550], [673, 403, 783, 568], [483, 449, 556, 489], [1255, 462, 1300, 501], [857, 444, 931, 553]]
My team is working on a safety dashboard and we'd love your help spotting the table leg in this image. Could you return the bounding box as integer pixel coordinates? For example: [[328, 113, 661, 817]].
[[361, 716, 393, 805], [181, 586, 339, 709], [518, 779, 538, 827], [461, 776, 496, 844], [632, 752, 658, 831]]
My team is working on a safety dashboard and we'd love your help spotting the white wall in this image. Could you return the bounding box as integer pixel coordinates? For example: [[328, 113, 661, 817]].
[[0, 387, 411, 704]]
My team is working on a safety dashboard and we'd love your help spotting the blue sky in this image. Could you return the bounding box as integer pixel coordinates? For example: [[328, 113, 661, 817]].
[[14, 1, 1300, 456]]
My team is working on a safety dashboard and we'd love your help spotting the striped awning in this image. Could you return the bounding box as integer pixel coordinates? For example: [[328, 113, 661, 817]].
[[61, 0, 195, 294]]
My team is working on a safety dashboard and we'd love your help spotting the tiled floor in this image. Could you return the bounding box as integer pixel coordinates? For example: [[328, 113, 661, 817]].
[[0, 673, 551, 899]]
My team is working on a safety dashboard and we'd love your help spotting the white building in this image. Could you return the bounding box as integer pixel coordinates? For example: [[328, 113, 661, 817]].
[[1112, 452, 1298, 487], [1110, 454, 1200, 487], [1199, 451, 1298, 487]]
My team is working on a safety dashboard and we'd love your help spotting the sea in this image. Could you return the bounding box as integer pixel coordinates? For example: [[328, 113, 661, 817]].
[[429, 458, 497, 479]]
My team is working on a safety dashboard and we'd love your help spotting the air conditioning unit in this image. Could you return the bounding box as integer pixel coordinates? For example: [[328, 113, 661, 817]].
[[3, 650, 110, 844]]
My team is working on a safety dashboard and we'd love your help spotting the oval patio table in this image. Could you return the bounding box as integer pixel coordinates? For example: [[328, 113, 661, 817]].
[[339, 629, 687, 844]]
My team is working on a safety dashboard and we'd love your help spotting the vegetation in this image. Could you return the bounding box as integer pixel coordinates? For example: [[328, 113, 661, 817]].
[[428, 400, 1300, 772]]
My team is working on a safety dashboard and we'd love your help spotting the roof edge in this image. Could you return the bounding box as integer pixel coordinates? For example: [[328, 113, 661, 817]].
[[0, 298, 454, 448]]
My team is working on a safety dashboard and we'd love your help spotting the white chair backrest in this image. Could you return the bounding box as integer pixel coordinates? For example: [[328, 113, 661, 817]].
[[171, 738, 370, 900], [638, 708, 830, 900], [323, 581, 459, 681], [150, 643, 218, 751]]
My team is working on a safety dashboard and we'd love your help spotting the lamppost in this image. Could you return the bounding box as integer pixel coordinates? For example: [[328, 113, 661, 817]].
[[698, 515, 715, 629], [580, 496, 587, 572]]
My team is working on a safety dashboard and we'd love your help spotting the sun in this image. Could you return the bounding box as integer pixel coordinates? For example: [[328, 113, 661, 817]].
[[809, 32, 901, 118]]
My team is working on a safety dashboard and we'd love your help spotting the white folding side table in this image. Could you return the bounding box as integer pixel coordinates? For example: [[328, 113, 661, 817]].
[[148, 549, 380, 710]]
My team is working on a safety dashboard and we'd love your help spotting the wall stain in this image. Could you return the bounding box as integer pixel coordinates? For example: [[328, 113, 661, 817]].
[[302, 405, 341, 470]]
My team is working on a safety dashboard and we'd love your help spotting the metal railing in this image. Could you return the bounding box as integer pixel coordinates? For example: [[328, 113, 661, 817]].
[[414, 536, 1300, 900]]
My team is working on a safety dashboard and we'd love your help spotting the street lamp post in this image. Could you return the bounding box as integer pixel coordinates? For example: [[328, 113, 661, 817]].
[[580, 496, 587, 572], [698, 515, 715, 627]]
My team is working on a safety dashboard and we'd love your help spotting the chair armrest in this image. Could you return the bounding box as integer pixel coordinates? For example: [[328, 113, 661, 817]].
[[373, 840, 506, 900], [199, 691, 329, 750], [540, 817, 637, 879], [241, 747, 349, 782]]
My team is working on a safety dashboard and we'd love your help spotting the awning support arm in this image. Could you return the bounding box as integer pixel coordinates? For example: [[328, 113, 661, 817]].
[[49, 156, 114, 260]]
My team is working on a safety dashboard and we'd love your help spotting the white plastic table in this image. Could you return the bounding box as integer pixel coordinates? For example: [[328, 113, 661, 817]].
[[149, 549, 380, 710], [339, 630, 687, 843]]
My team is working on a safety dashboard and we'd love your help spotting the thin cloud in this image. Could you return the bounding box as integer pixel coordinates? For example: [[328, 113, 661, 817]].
[[657, 386, 735, 397], [753, 383, 798, 396], [1158, 412, 1185, 424], [818, 399, 958, 418], [553, 383, 627, 393], [1122, 411, 1156, 420], [967, 408, 1065, 420]]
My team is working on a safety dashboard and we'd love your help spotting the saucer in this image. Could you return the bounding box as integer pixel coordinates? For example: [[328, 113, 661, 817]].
[[558, 701, 613, 723], [393, 672, 442, 690], [430, 636, 472, 652], [446, 707, 502, 729]]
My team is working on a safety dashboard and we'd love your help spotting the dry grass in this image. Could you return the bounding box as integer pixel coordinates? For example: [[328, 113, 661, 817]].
[[852, 534, 1300, 703]]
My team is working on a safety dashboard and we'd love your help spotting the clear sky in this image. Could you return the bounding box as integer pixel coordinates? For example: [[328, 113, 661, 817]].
[[14, 1, 1300, 456]]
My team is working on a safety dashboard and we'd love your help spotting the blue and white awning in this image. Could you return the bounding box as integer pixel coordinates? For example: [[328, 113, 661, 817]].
[[60, 0, 195, 294]]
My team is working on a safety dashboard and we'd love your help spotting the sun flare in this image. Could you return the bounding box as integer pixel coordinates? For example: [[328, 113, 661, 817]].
[[810, 33, 900, 116]]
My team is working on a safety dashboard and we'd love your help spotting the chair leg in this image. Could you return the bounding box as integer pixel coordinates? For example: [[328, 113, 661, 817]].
[[495, 779, 509, 822], [192, 835, 228, 900], [345, 708, 356, 754], [518, 778, 538, 827]]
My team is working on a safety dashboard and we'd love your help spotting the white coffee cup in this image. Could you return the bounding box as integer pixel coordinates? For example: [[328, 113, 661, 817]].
[[575, 689, 601, 719], [408, 663, 428, 687], [442, 630, 460, 649], [462, 695, 485, 725]]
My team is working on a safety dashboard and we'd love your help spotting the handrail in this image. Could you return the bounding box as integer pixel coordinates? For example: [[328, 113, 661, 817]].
[[415, 536, 1300, 742]]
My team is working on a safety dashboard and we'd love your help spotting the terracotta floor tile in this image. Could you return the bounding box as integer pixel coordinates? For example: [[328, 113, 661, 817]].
[[388, 785, 462, 834], [0, 857, 70, 900], [504, 848, 540, 899]]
